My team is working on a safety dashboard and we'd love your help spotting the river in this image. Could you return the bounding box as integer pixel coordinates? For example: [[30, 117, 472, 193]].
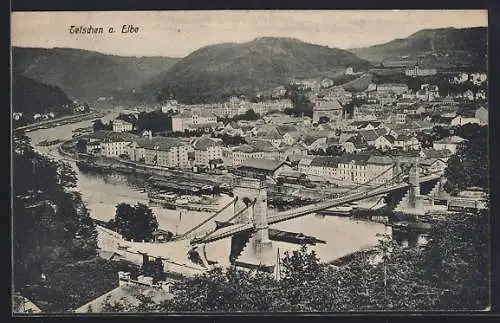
[[25, 112, 387, 266]]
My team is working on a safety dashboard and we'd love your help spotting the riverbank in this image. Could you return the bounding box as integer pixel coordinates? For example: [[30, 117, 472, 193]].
[[15, 111, 104, 133]]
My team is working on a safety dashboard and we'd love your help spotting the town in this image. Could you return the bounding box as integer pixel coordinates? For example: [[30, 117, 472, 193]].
[[12, 11, 489, 314]]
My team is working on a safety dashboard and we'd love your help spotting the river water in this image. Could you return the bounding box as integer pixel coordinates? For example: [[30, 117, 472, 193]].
[[25, 112, 387, 265]]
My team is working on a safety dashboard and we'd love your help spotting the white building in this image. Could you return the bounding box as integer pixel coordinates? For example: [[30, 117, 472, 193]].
[[474, 107, 488, 125], [376, 83, 409, 95], [367, 83, 377, 92], [129, 137, 190, 168], [193, 137, 223, 166], [374, 135, 396, 150], [89, 131, 136, 158], [433, 136, 466, 154], [450, 116, 482, 127], [395, 113, 406, 124], [172, 112, 218, 132], [161, 99, 180, 113], [298, 154, 394, 185], [101, 140, 131, 157], [112, 119, 134, 133], [405, 65, 437, 77], [312, 99, 343, 123]]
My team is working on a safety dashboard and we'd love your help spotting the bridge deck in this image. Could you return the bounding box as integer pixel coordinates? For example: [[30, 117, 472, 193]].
[[194, 174, 439, 244]]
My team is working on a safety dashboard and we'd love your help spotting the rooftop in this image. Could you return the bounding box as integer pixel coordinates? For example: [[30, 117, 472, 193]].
[[310, 156, 341, 168], [421, 148, 453, 159], [339, 153, 371, 165], [434, 136, 466, 144], [134, 137, 188, 150], [74, 283, 172, 313], [367, 155, 394, 165], [359, 129, 385, 142], [91, 130, 137, 143], [377, 83, 408, 88], [193, 137, 221, 151], [238, 159, 290, 172]]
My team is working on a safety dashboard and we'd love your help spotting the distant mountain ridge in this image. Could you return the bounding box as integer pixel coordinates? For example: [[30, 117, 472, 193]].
[[138, 37, 373, 104], [350, 27, 487, 67], [12, 47, 181, 101]]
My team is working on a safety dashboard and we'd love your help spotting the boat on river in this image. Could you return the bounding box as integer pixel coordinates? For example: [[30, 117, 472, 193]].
[[76, 160, 113, 174]]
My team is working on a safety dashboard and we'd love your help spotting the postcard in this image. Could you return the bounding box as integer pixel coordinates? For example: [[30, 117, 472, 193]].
[[11, 10, 489, 314]]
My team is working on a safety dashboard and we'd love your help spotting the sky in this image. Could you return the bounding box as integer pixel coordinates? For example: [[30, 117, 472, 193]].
[[11, 10, 487, 57]]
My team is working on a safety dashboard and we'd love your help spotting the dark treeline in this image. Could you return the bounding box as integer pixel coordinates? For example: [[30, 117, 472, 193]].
[[283, 84, 314, 118]]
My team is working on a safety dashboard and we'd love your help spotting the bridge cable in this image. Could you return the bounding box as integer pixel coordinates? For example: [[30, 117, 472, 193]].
[[191, 198, 258, 244], [175, 196, 237, 240], [336, 165, 405, 198], [269, 168, 442, 224]]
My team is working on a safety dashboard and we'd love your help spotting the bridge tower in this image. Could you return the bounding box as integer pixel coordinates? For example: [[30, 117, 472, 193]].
[[407, 157, 421, 209], [394, 157, 425, 215], [232, 177, 273, 267]]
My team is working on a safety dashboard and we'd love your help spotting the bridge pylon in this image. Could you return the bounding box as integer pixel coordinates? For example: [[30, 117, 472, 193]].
[[394, 157, 426, 215], [408, 157, 421, 209], [232, 177, 274, 267]]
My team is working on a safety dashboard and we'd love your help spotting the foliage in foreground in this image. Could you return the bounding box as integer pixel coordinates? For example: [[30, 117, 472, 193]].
[[444, 124, 488, 195], [102, 211, 489, 312], [13, 132, 101, 311]]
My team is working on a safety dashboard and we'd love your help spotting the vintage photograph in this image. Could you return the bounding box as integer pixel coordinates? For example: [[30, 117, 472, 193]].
[[11, 10, 489, 313]]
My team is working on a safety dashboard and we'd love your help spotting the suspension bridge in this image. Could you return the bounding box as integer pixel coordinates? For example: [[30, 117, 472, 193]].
[[169, 158, 440, 251]]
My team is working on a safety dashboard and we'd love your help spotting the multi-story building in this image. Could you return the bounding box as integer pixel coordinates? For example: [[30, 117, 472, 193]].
[[299, 156, 340, 179], [393, 135, 421, 151], [298, 154, 394, 185], [395, 113, 406, 124], [171, 112, 218, 132], [161, 99, 180, 113], [475, 107, 488, 125], [337, 154, 394, 184], [449, 116, 482, 127], [405, 65, 437, 77], [376, 83, 409, 95], [433, 136, 466, 154], [90, 131, 136, 158], [129, 137, 190, 168], [312, 99, 343, 123], [230, 139, 285, 166], [193, 137, 223, 166], [112, 119, 134, 133]]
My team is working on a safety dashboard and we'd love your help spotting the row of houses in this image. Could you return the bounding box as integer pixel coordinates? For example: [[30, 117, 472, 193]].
[[298, 154, 395, 185]]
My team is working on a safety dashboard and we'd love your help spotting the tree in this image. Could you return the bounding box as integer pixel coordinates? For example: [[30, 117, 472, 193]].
[[430, 125, 450, 141], [415, 132, 433, 148], [284, 85, 314, 118], [136, 110, 172, 132], [13, 132, 98, 293], [92, 119, 106, 132], [236, 109, 260, 121], [444, 125, 488, 195], [76, 139, 87, 154], [109, 203, 159, 241], [151, 258, 165, 283], [85, 212, 489, 312]]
